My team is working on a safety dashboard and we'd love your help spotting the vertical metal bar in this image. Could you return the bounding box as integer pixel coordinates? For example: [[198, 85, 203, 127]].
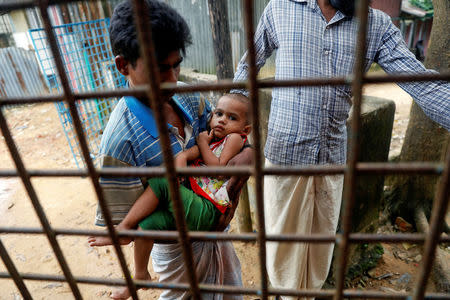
[[413, 144, 450, 299], [36, 0, 139, 299], [0, 238, 33, 300], [242, 0, 268, 299], [130, 0, 201, 299], [333, 1, 370, 300]]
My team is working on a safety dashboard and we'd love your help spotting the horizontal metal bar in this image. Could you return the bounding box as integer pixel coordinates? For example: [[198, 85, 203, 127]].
[[0, 272, 448, 299], [0, 0, 98, 10], [0, 94, 63, 106], [0, 162, 444, 178], [1, 73, 449, 106], [1, 227, 449, 244], [0, 88, 148, 106], [0, 0, 36, 10]]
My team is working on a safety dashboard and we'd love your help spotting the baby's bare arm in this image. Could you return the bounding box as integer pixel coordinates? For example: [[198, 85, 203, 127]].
[[175, 145, 200, 168], [198, 133, 245, 166]]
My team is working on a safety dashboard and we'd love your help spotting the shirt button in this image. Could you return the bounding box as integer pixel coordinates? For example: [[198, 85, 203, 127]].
[[322, 104, 327, 109], [324, 50, 330, 55]]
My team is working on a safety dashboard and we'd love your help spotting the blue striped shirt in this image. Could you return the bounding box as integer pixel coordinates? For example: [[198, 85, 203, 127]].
[[95, 93, 211, 226], [233, 0, 450, 166]]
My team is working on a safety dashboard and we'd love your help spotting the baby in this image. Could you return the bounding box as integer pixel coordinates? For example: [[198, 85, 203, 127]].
[[88, 93, 251, 298]]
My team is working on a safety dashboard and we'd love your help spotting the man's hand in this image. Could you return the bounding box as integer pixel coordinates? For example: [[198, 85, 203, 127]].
[[214, 146, 254, 231]]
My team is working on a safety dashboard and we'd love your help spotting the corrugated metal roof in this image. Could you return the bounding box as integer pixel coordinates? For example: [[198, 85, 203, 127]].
[[0, 46, 49, 97]]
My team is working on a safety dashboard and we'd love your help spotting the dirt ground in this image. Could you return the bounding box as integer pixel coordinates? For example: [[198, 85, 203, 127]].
[[0, 83, 444, 299]]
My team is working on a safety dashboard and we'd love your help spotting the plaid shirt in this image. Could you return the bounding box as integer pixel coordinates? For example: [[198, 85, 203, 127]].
[[233, 0, 450, 166], [95, 93, 211, 226]]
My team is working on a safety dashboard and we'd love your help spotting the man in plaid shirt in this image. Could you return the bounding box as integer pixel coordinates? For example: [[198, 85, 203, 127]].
[[233, 0, 449, 298]]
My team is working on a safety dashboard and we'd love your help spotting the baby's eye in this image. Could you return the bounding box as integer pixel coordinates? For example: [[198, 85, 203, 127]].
[[229, 115, 237, 121], [215, 111, 223, 117]]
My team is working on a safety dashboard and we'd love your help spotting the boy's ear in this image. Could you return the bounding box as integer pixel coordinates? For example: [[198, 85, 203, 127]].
[[243, 124, 252, 135], [115, 55, 129, 76]]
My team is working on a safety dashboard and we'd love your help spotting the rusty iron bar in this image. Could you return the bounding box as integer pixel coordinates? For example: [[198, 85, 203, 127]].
[[413, 144, 450, 298], [0, 162, 445, 178], [0, 0, 35, 10], [242, 0, 269, 299], [0, 81, 83, 298], [2, 226, 450, 244], [130, 0, 201, 299], [36, 0, 139, 299], [0, 239, 32, 300], [1, 72, 449, 106], [0, 0, 100, 10], [0, 271, 449, 299], [334, 1, 370, 300]]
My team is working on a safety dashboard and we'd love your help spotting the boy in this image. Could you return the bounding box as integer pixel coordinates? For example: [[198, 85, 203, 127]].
[[94, 1, 249, 298], [90, 94, 251, 298]]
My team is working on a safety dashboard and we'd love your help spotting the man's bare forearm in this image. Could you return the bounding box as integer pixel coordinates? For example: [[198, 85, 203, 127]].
[[226, 147, 254, 203]]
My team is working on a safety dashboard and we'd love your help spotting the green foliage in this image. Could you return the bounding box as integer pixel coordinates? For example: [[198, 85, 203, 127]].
[[346, 243, 384, 281], [409, 0, 434, 14]]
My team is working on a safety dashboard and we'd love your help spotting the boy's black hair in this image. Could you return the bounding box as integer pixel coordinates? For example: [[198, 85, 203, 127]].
[[109, 0, 192, 67]]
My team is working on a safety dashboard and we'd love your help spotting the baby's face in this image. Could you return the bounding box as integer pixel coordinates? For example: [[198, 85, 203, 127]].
[[209, 95, 250, 139]]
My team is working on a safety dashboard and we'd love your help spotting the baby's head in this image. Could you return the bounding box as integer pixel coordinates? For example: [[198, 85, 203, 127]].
[[209, 93, 251, 139]]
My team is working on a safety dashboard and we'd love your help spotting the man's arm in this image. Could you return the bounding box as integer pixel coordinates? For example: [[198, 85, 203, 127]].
[[214, 146, 254, 232], [232, 1, 279, 96], [376, 20, 450, 131]]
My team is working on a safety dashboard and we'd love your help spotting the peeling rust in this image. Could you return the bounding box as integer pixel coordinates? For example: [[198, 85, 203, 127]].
[[6, 51, 28, 91]]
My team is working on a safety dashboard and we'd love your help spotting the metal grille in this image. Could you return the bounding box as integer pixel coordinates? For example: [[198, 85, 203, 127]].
[[0, 0, 449, 300], [29, 18, 126, 168]]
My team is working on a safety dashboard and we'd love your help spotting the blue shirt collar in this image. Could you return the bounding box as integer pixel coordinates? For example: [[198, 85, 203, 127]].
[[124, 95, 193, 138]]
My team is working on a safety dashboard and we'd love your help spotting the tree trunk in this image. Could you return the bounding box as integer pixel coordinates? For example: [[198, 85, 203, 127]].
[[207, 0, 234, 80], [386, 0, 449, 223]]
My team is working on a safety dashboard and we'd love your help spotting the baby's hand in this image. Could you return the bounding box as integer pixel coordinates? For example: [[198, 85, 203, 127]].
[[197, 130, 213, 145]]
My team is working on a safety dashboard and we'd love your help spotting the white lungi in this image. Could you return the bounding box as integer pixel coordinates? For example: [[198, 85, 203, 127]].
[[152, 240, 243, 300], [264, 159, 344, 299]]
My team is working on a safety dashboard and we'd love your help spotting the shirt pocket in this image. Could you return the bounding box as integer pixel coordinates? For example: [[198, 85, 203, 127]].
[[334, 51, 373, 76]]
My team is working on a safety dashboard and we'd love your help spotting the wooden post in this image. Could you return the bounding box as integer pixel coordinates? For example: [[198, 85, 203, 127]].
[[237, 183, 253, 233], [207, 0, 234, 80], [208, 0, 253, 232]]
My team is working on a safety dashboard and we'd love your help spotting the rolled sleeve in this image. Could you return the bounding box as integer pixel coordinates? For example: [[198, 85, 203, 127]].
[[376, 22, 450, 131], [95, 155, 145, 226]]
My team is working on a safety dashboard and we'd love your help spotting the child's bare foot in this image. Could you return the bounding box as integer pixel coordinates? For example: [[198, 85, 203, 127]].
[[87, 235, 132, 247], [87, 225, 133, 247], [110, 271, 152, 299]]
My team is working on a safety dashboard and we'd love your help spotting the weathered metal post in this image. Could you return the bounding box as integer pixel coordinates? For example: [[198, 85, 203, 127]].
[[207, 0, 253, 232]]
